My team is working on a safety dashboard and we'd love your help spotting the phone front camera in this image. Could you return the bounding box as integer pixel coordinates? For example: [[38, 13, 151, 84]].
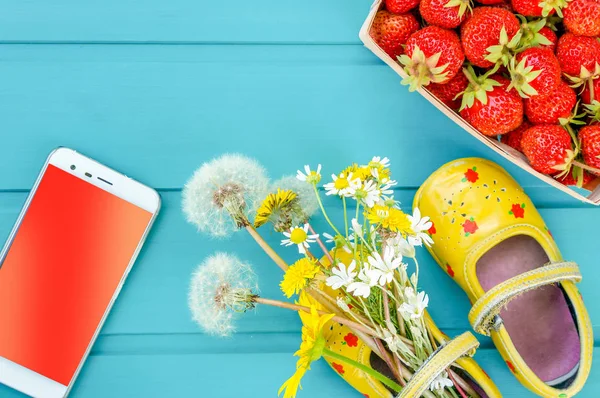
[[70, 165, 76, 170]]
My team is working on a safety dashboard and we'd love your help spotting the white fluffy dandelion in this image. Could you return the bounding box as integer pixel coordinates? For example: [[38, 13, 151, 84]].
[[272, 175, 319, 222], [188, 252, 259, 337], [182, 154, 269, 238]]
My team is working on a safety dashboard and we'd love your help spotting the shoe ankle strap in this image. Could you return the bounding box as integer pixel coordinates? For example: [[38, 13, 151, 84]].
[[399, 332, 479, 397], [469, 261, 581, 336]]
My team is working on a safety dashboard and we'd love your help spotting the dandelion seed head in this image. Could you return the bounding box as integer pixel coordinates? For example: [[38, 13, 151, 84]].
[[188, 252, 259, 337], [182, 154, 269, 238]]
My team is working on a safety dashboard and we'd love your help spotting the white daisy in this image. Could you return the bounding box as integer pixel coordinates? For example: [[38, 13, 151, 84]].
[[350, 179, 381, 208], [368, 246, 405, 286], [281, 223, 319, 254], [387, 234, 416, 259], [369, 156, 391, 170], [398, 287, 429, 320], [326, 260, 358, 290], [296, 164, 322, 184], [347, 267, 380, 298], [323, 172, 361, 197], [408, 207, 434, 247], [429, 371, 454, 391], [380, 178, 397, 196]]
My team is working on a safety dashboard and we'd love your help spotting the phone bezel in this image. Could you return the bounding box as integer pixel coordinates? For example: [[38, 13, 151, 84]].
[[0, 147, 161, 398]]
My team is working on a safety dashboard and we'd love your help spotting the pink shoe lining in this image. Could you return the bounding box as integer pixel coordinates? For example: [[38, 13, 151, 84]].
[[476, 235, 581, 385]]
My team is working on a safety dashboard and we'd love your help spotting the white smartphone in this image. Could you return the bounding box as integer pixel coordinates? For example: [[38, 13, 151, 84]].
[[0, 148, 161, 398]]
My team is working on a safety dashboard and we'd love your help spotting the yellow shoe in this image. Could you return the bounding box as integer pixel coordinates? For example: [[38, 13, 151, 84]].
[[299, 249, 503, 398], [413, 158, 593, 398]]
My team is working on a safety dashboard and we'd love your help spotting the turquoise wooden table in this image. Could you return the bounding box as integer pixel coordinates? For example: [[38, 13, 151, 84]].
[[0, 1, 598, 396]]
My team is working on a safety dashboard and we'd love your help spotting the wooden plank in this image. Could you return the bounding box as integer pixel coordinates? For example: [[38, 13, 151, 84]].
[[0, 191, 598, 336], [2, 346, 599, 397], [0, 0, 372, 43], [0, 44, 576, 193]]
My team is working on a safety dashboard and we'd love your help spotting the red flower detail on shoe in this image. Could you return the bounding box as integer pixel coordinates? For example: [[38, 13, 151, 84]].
[[509, 203, 525, 218], [332, 362, 345, 375], [462, 167, 479, 183], [428, 221, 436, 235], [462, 218, 478, 236], [506, 360, 516, 373], [343, 333, 358, 347], [446, 263, 455, 278], [363, 395, 370, 398]]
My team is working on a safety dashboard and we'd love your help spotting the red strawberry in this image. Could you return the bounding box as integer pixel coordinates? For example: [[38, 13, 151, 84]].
[[563, 0, 600, 37], [580, 125, 600, 175], [538, 27, 557, 52], [511, 0, 566, 16], [476, 0, 506, 4], [508, 47, 561, 98], [556, 167, 595, 186], [427, 72, 469, 110], [556, 33, 600, 77], [501, 120, 532, 152], [524, 81, 576, 124], [386, 0, 421, 13], [518, 18, 557, 51], [521, 125, 574, 174], [460, 71, 523, 136], [371, 11, 420, 59], [582, 79, 600, 104], [399, 26, 464, 90], [420, 0, 470, 28], [461, 7, 520, 68]]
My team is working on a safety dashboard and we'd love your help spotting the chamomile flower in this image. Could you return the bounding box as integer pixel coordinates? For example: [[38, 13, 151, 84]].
[[347, 267, 380, 298], [350, 179, 381, 208], [380, 178, 397, 196], [280, 258, 320, 298], [387, 234, 416, 258], [368, 156, 391, 180], [326, 260, 357, 290], [279, 306, 335, 398], [281, 224, 319, 254], [296, 164, 322, 184], [182, 154, 269, 238], [188, 252, 258, 337], [430, 371, 454, 392], [408, 208, 434, 247], [398, 287, 429, 320], [323, 172, 360, 197], [368, 246, 405, 286]]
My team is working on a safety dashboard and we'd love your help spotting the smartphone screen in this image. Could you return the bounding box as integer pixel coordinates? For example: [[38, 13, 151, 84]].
[[0, 164, 153, 386]]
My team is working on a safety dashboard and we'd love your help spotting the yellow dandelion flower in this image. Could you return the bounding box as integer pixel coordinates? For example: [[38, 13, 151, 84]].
[[280, 258, 320, 298], [278, 306, 335, 398], [342, 163, 371, 182], [367, 205, 414, 235], [254, 189, 298, 228]]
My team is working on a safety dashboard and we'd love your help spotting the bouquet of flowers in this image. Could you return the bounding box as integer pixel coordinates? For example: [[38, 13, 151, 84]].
[[183, 154, 480, 398]]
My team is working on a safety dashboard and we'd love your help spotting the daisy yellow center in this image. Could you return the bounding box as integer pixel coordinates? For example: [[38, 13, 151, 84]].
[[334, 177, 349, 190], [290, 228, 308, 244]]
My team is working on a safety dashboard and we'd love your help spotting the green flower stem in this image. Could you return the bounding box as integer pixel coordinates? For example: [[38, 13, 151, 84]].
[[342, 196, 349, 238], [312, 184, 343, 237], [322, 348, 403, 393], [354, 202, 361, 258]]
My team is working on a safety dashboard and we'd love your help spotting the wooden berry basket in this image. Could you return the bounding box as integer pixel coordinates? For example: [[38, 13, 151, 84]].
[[359, 0, 600, 205]]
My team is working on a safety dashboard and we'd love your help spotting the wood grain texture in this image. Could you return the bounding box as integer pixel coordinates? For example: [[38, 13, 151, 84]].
[[0, 0, 598, 396]]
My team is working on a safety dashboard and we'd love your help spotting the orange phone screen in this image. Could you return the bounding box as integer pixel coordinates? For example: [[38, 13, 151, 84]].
[[0, 164, 153, 385]]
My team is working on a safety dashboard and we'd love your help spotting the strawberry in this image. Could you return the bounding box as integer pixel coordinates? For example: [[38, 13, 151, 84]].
[[538, 27, 557, 51], [521, 125, 574, 174], [580, 125, 600, 175], [511, 0, 567, 17], [508, 47, 561, 98], [501, 120, 532, 152], [582, 79, 600, 104], [460, 70, 524, 136], [461, 7, 520, 68], [563, 0, 600, 37], [371, 11, 420, 59], [399, 26, 464, 91], [475, 0, 505, 4], [555, 167, 595, 186], [420, 0, 471, 29], [427, 72, 469, 110], [556, 33, 600, 77], [517, 17, 557, 51], [524, 81, 577, 124], [386, 0, 421, 13]]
